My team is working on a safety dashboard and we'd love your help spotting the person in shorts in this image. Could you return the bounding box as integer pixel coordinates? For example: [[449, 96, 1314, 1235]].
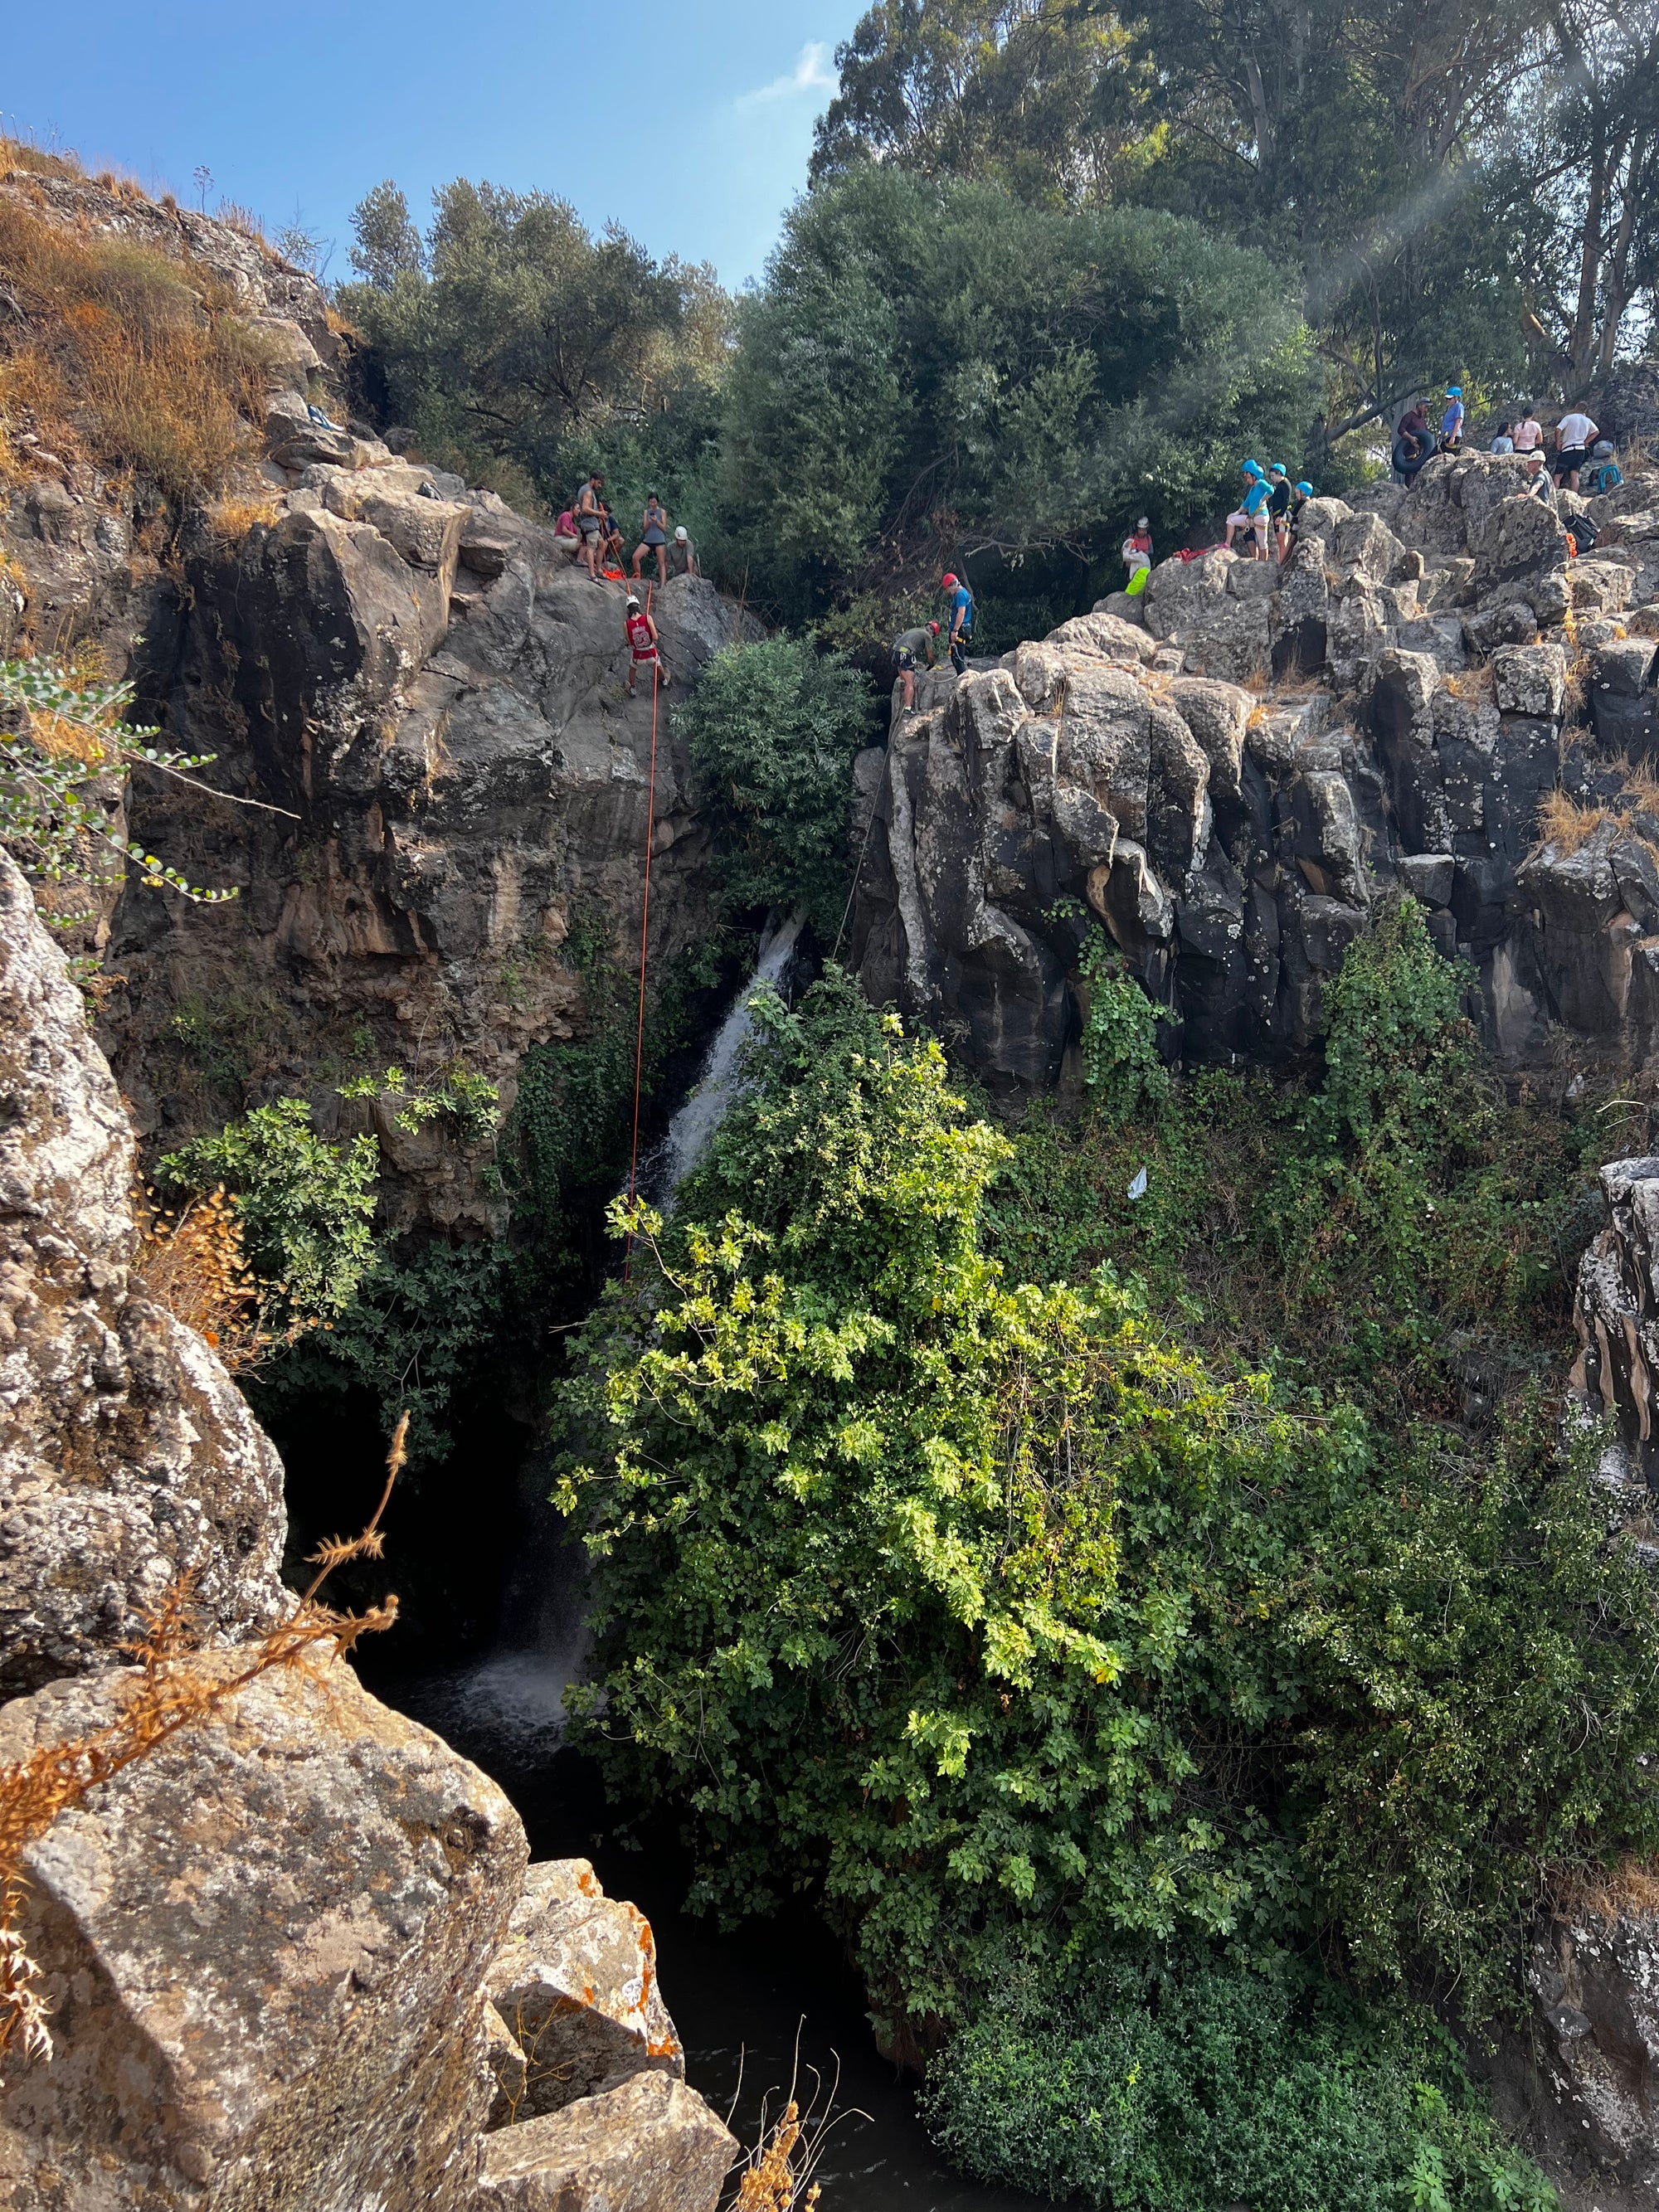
[[624, 594, 669, 698], [893, 620, 940, 710], [632, 493, 670, 585], [941, 572, 975, 673], [1553, 406, 1598, 490], [1224, 462, 1265, 551], [574, 473, 606, 584]]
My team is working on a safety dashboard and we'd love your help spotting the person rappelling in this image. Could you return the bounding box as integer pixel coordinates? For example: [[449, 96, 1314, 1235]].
[[624, 593, 669, 698]]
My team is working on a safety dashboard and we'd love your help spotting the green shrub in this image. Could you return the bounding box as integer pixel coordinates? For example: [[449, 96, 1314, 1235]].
[[558, 970, 1659, 2043], [674, 637, 873, 936], [927, 1955, 1555, 2210], [156, 1098, 379, 1330], [1076, 925, 1170, 1121]]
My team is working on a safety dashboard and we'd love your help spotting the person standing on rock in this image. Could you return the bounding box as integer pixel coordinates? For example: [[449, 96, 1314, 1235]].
[[1267, 465, 1292, 558], [1439, 386, 1465, 452], [632, 493, 670, 586], [1121, 517, 1154, 594], [1553, 404, 1599, 491], [893, 620, 940, 710], [575, 472, 607, 585], [1489, 421, 1515, 454], [941, 572, 975, 673], [1290, 480, 1315, 535], [624, 595, 669, 698], [1511, 403, 1545, 454], [668, 525, 699, 581], [1396, 402, 1433, 484]]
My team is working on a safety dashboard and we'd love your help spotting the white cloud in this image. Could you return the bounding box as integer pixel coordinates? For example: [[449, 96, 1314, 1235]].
[[737, 41, 838, 109]]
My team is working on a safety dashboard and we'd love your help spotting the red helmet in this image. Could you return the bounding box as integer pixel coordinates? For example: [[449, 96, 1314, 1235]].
[[928, 620, 941, 634], [941, 573, 958, 588]]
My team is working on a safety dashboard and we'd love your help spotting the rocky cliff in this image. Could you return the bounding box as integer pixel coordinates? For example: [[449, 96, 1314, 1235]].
[[852, 450, 1659, 1093], [0, 845, 736, 2211], [1, 165, 752, 1240]]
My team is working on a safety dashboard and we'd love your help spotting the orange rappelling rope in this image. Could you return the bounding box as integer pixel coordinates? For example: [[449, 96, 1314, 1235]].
[[624, 581, 659, 1280]]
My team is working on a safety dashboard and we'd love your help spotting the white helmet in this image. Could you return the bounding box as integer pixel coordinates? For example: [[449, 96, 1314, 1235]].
[[674, 526, 688, 542]]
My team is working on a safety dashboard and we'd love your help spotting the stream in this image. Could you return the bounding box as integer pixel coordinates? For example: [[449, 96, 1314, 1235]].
[[380, 920, 1050, 2210]]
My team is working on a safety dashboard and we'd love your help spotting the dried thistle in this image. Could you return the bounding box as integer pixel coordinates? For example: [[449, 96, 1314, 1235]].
[[0, 1413, 409, 2078]]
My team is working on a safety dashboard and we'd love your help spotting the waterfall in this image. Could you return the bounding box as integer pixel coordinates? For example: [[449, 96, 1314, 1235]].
[[392, 911, 808, 1767], [643, 905, 806, 1201]]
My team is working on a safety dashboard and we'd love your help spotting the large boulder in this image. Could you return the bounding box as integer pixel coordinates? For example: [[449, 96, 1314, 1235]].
[[0, 1653, 527, 2212], [0, 854, 287, 1696]]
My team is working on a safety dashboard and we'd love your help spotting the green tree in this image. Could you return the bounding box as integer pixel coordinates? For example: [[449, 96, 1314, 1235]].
[[675, 638, 873, 935], [718, 164, 1313, 636], [338, 179, 732, 515]]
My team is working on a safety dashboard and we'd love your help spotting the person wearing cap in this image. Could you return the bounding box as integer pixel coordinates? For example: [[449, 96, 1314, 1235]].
[[1523, 452, 1555, 506], [631, 492, 670, 586], [893, 620, 940, 710], [941, 572, 975, 673], [1439, 386, 1465, 452], [623, 593, 669, 698], [1121, 517, 1154, 595], [1267, 464, 1292, 558], [1586, 440, 1623, 495], [574, 471, 607, 584], [668, 524, 699, 581]]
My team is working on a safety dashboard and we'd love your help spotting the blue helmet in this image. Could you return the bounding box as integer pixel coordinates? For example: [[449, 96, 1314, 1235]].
[[1447, 385, 1462, 397], [1268, 462, 1287, 477], [1296, 481, 1313, 495], [1242, 458, 1262, 475]]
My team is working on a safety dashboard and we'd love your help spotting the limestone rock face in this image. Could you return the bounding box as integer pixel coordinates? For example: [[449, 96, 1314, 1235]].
[[854, 452, 1659, 1086], [0, 1654, 526, 2212], [476, 2073, 737, 2212], [0, 853, 287, 1694]]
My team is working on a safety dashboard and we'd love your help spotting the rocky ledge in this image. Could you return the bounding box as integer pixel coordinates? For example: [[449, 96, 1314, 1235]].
[[853, 450, 1659, 1092]]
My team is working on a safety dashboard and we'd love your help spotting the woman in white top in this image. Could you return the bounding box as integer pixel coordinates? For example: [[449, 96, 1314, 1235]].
[[1553, 408, 1599, 490], [1511, 406, 1544, 453]]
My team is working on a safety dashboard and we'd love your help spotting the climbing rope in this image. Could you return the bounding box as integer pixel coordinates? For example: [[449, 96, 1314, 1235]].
[[624, 582, 659, 1281]]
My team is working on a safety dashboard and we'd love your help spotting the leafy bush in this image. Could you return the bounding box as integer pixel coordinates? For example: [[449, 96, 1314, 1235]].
[[157, 1098, 379, 1330], [927, 1955, 1554, 2210], [675, 637, 873, 935], [1, 659, 239, 930], [559, 969, 1659, 2045], [1076, 925, 1170, 1121]]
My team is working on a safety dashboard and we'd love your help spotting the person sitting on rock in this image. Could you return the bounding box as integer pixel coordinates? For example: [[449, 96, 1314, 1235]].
[[1121, 517, 1154, 595], [1224, 463, 1266, 552], [553, 506, 581, 560], [624, 594, 669, 698], [1489, 421, 1515, 454], [632, 493, 670, 586], [941, 572, 975, 673], [1267, 465, 1292, 558], [1552, 405, 1599, 491], [1511, 403, 1545, 453], [893, 620, 940, 711], [574, 473, 606, 585], [600, 503, 627, 571], [668, 525, 699, 581], [1439, 386, 1465, 452], [1586, 440, 1623, 495]]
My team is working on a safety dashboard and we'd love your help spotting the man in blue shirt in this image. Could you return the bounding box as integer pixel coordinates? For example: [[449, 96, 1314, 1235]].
[[941, 573, 975, 673]]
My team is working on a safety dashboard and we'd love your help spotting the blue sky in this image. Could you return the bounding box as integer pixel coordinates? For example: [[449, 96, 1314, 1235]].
[[2, 2, 867, 288]]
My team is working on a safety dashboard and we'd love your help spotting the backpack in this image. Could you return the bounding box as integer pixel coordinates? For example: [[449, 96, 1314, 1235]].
[[1592, 463, 1623, 494]]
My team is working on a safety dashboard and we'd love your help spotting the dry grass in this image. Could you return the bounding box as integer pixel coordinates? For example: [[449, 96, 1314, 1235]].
[[0, 1413, 408, 2078], [0, 135, 83, 182], [0, 191, 275, 501], [134, 1183, 322, 1371], [1535, 756, 1659, 858], [1553, 1855, 1659, 1925], [206, 490, 283, 541], [1443, 664, 1496, 701]]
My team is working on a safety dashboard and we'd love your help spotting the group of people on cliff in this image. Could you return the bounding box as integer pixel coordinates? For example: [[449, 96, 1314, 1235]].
[[554, 474, 700, 589], [1393, 390, 1622, 494]]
